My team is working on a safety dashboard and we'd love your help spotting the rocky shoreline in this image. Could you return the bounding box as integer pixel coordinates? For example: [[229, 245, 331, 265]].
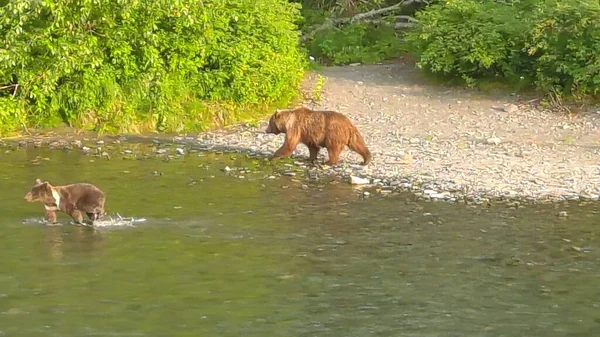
[[2, 125, 598, 205], [187, 125, 599, 204], [3, 63, 600, 204]]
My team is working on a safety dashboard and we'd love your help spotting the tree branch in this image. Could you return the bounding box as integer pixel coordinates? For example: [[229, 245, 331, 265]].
[[0, 84, 17, 90], [362, 16, 418, 29], [301, 0, 425, 42], [349, 1, 416, 23], [0, 83, 19, 97]]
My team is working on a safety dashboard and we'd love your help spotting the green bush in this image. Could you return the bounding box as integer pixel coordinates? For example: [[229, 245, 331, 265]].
[[526, 0, 600, 97], [405, 0, 531, 87], [297, 1, 408, 66], [0, 0, 307, 136], [308, 23, 406, 65], [406, 0, 600, 99]]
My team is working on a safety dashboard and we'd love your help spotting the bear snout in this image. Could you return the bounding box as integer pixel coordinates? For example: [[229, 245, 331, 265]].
[[265, 125, 280, 135], [24, 192, 33, 201]]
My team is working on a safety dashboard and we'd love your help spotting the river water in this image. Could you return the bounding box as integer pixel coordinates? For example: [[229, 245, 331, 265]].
[[0, 145, 599, 336]]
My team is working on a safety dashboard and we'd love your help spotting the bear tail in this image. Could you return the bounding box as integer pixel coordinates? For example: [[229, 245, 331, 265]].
[[348, 130, 372, 165]]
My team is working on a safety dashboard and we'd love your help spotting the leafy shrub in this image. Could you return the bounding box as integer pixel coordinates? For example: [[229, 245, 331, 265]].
[[406, 0, 600, 99], [405, 0, 531, 86], [0, 0, 306, 136], [297, 0, 410, 66], [309, 23, 406, 65], [525, 0, 600, 97]]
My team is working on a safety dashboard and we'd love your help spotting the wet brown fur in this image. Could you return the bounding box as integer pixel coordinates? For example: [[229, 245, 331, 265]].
[[265, 107, 371, 166], [24, 178, 106, 225]]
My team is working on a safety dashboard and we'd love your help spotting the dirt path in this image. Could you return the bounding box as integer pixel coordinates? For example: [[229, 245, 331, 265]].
[[197, 62, 600, 202]]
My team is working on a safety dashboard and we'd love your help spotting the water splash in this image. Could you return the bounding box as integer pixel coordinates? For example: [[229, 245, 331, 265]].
[[93, 213, 147, 227], [22, 213, 146, 227]]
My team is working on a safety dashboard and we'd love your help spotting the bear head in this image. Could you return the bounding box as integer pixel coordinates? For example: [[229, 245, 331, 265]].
[[265, 109, 290, 135], [24, 178, 56, 204]]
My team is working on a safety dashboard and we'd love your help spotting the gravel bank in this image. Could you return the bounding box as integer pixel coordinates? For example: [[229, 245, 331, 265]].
[[189, 63, 600, 203]]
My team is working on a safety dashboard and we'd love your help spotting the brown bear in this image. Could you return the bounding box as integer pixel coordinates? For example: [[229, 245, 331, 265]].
[[265, 107, 372, 166], [24, 178, 106, 225]]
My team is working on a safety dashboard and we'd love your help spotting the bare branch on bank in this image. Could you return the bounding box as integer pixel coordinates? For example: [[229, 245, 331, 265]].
[[301, 0, 425, 42]]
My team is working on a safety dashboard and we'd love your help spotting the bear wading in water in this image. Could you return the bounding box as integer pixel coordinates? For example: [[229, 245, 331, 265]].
[[24, 178, 106, 225], [265, 107, 372, 166]]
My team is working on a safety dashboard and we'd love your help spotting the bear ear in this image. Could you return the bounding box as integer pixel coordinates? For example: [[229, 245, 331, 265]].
[[274, 108, 288, 117], [35, 178, 42, 184]]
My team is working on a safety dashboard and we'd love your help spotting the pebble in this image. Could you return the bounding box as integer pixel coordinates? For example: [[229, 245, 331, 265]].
[[487, 137, 502, 145], [350, 176, 370, 185], [580, 193, 598, 200], [430, 193, 447, 200], [176, 148, 185, 155], [224, 166, 231, 172], [558, 211, 568, 217], [504, 104, 519, 113]]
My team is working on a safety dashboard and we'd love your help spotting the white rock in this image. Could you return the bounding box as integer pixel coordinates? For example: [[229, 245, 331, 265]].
[[580, 193, 599, 200], [504, 104, 519, 113], [487, 137, 502, 145], [224, 166, 231, 172], [350, 176, 370, 185]]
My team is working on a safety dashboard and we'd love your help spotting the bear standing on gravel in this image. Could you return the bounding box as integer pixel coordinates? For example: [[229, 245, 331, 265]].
[[265, 107, 372, 166], [24, 178, 106, 225]]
